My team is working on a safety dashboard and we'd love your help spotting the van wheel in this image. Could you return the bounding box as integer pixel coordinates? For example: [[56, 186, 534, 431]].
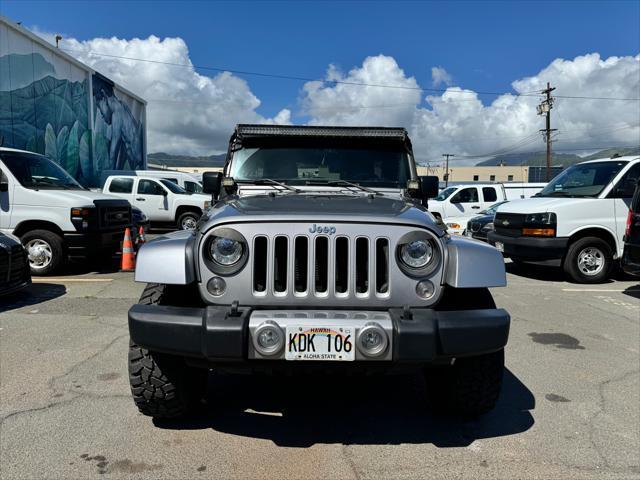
[[177, 211, 199, 231], [21, 230, 64, 276], [563, 237, 613, 283]]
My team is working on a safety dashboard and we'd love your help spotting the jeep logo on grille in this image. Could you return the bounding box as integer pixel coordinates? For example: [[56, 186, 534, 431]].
[[309, 224, 336, 235]]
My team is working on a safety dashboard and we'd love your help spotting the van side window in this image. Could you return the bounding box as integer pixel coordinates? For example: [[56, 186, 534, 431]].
[[109, 178, 134, 193], [482, 187, 498, 202], [451, 187, 478, 204], [609, 164, 640, 199], [138, 179, 165, 195], [184, 181, 202, 193]]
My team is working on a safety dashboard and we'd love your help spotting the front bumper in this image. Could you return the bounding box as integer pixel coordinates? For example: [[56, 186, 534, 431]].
[[63, 231, 124, 260], [487, 231, 568, 260], [128, 304, 510, 365]]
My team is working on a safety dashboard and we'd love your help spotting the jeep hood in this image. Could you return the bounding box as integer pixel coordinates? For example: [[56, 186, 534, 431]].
[[201, 194, 440, 231]]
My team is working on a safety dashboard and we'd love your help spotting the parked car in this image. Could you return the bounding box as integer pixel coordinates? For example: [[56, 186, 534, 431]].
[[103, 175, 211, 230], [127, 124, 510, 420], [0, 231, 31, 296], [0, 148, 132, 275], [429, 182, 544, 222], [622, 180, 640, 277], [488, 156, 640, 283], [131, 207, 150, 235], [101, 170, 204, 193], [465, 201, 509, 242]]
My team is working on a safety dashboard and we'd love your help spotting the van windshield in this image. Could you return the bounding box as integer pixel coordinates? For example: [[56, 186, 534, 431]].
[[433, 187, 456, 201], [536, 161, 628, 198], [1, 152, 85, 190]]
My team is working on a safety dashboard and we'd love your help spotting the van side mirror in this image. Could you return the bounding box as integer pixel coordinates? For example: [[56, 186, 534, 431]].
[[202, 171, 223, 200], [0, 172, 8, 192], [419, 175, 439, 200]]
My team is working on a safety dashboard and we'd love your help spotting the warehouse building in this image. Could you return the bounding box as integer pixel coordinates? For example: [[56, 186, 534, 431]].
[[0, 16, 146, 187], [416, 164, 564, 183]]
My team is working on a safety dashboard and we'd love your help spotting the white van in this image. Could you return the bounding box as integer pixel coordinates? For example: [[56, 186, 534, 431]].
[[0, 148, 131, 275], [429, 182, 545, 220], [103, 175, 210, 230], [488, 156, 640, 283]]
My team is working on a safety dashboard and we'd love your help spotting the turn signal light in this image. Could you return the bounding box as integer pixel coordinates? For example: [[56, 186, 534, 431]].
[[522, 228, 555, 237]]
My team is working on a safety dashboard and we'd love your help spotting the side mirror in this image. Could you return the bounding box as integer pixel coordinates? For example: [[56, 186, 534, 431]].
[[202, 171, 223, 200], [162, 189, 168, 196], [419, 175, 439, 200], [0, 172, 8, 192]]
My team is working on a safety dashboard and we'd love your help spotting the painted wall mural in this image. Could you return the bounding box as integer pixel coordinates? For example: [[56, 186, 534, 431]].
[[92, 74, 144, 173], [0, 21, 145, 187]]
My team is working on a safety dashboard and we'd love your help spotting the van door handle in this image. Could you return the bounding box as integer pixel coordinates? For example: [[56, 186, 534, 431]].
[[136, 197, 145, 201], [471, 206, 480, 209]]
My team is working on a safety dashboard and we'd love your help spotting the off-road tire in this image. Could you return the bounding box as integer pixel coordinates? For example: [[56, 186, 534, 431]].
[[20, 229, 65, 276], [563, 236, 613, 284], [128, 283, 207, 419], [427, 287, 503, 416], [426, 349, 504, 417]]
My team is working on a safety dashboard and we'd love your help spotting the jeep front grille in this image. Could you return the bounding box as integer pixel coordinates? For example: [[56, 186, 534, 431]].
[[251, 234, 390, 299]]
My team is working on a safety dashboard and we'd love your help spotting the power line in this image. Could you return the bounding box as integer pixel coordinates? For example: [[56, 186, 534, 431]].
[[61, 47, 640, 101]]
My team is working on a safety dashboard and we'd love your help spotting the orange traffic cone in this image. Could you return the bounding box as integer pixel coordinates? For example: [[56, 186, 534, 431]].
[[121, 227, 136, 272], [136, 226, 146, 248]]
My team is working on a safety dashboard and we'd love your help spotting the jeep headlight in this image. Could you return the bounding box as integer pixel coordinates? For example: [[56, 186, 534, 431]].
[[210, 237, 243, 265], [204, 228, 249, 275], [400, 240, 434, 268]]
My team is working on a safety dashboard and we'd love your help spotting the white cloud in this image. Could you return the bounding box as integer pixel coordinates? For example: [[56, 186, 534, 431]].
[[431, 66, 452, 87], [30, 28, 290, 155], [302, 53, 640, 164]]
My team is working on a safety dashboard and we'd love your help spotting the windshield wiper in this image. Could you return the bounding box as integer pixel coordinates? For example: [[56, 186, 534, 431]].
[[236, 179, 300, 193], [305, 180, 382, 195]]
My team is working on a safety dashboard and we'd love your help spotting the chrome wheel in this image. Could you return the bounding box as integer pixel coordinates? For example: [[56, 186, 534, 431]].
[[577, 247, 605, 277], [25, 239, 53, 270], [181, 216, 198, 231]]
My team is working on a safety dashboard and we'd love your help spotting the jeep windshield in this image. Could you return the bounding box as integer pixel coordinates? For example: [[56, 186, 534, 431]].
[[536, 161, 628, 198], [229, 146, 410, 189], [1, 151, 85, 190]]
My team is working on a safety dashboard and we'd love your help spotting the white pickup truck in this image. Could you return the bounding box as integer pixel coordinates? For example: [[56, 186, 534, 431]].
[[488, 156, 640, 283], [1, 148, 131, 275], [429, 182, 545, 222], [103, 175, 211, 230]]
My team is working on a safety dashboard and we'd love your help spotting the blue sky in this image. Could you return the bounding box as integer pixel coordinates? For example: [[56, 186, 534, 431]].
[[3, 0, 638, 119], [2, 1, 638, 158]]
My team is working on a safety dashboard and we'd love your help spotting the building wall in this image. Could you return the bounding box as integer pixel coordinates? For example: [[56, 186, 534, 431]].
[[0, 17, 146, 186], [416, 165, 530, 183]]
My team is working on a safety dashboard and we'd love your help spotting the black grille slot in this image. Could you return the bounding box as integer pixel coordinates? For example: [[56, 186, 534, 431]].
[[335, 237, 349, 294], [314, 237, 328, 293], [98, 205, 131, 230], [294, 237, 308, 293], [253, 236, 268, 292], [375, 238, 389, 294], [355, 237, 369, 294], [273, 236, 288, 293]]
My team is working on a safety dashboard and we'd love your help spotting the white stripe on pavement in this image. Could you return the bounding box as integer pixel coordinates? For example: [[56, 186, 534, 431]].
[[562, 288, 640, 293], [32, 278, 114, 283]]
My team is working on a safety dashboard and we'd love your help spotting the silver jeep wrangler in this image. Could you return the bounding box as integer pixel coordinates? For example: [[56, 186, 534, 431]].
[[128, 125, 510, 419]]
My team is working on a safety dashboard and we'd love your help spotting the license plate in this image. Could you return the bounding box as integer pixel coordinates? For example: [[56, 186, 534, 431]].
[[495, 241, 504, 252], [285, 326, 355, 361]]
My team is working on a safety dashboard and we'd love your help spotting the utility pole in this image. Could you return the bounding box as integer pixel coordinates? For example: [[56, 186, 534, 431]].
[[537, 82, 557, 181], [442, 154, 455, 187]]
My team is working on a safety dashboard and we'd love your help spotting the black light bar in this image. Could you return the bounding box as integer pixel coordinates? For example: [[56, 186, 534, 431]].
[[236, 124, 408, 139]]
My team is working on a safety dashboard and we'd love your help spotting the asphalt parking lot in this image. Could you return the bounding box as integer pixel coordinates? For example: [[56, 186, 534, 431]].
[[1, 258, 639, 479]]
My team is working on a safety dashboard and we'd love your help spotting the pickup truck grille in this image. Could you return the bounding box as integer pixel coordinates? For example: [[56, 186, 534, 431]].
[[494, 213, 526, 237], [251, 234, 390, 299]]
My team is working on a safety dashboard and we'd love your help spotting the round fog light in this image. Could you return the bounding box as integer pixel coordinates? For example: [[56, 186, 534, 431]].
[[207, 277, 226, 296], [416, 279, 435, 299], [253, 321, 284, 356], [357, 323, 388, 357]]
